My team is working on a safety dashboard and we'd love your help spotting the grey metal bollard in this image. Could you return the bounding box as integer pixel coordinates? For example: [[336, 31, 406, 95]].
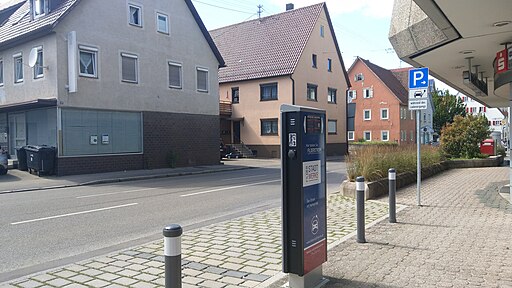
[[356, 176, 366, 243], [163, 224, 182, 288], [388, 168, 397, 223]]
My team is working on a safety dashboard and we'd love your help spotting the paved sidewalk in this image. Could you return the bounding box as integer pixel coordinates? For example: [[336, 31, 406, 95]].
[[319, 167, 512, 288], [1, 194, 390, 288]]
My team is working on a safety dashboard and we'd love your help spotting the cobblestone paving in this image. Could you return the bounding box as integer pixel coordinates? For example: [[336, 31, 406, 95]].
[[2, 194, 390, 287], [322, 167, 512, 288]]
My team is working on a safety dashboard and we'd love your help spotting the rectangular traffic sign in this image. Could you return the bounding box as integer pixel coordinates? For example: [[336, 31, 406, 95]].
[[408, 99, 427, 110], [409, 88, 428, 99], [408, 67, 429, 89]]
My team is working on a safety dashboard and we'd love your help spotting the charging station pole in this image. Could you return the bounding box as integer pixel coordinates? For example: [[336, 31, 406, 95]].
[[281, 104, 328, 288]]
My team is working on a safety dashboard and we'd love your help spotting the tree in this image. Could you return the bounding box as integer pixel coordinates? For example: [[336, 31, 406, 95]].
[[440, 114, 490, 158], [432, 89, 466, 135]]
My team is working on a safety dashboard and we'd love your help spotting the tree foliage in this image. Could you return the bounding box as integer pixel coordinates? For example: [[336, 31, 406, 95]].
[[432, 90, 466, 134], [440, 114, 490, 159]]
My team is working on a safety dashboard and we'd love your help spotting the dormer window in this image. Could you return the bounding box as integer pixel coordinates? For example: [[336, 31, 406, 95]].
[[32, 0, 46, 18]]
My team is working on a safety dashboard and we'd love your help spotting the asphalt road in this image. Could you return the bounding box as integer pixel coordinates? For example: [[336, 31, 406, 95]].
[[0, 159, 346, 282]]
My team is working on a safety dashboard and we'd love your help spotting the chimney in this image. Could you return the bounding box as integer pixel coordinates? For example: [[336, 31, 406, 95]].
[[286, 3, 294, 11]]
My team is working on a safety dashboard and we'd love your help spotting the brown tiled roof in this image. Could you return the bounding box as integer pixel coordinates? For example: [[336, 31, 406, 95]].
[[0, 0, 80, 49], [358, 58, 410, 104], [210, 3, 325, 83]]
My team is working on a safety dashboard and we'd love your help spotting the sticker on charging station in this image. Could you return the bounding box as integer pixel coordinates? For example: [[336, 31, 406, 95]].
[[289, 133, 297, 147], [303, 160, 321, 187]]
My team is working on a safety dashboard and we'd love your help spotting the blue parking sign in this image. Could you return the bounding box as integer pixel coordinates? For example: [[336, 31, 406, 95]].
[[408, 68, 429, 89]]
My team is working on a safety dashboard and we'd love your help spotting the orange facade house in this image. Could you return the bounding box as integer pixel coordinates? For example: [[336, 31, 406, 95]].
[[347, 58, 416, 144], [212, 3, 350, 158]]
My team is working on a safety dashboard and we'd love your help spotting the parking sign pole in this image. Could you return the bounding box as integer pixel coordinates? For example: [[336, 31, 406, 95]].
[[417, 110, 421, 206]]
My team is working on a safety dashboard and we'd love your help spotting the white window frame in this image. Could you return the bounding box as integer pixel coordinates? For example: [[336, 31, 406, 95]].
[[328, 88, 336, 104], [363, 109, 371, 121], [32, 0, 46, 18], [355, 73, 364, 81], [328, 120, 337, 134], [78, 45, 98, 78], [363, 87, 373, 98], [364, 131, 372, 141], [121, 52, 139, 84], [347, 90, 356, 103], [320, 25, 325, 38], [13, 53, 23, 84], [196, 67, 209, 93], [348, 131, 354, 141], [33, 46, 44, 79], [156, 12, 169, 34], [380, 108, 389, 120], [128, 4, 143, 27], [0, 58, 3, 86], [168, 61, 182, 89], [381, 130, 389, 142], [307, 83, 317, 101]]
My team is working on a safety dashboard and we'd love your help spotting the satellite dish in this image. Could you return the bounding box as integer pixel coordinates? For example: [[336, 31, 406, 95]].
[[28, 48, 38, 68]]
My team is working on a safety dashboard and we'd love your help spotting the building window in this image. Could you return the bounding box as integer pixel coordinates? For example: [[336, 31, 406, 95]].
[[347, 90, 356, 103], [328, 120, 337, 134], [33, 47, 44, 79], [381, 131, 389, 141], [168, 62, 182, 89], [0, 59, 3, 86], [128, 4, 142, 27], [363, 109, 371, 121], [363, 87, 373, 98], [400, 107, 406, 119], [354, 73, 364, 81], [328, 88, 337, 104], [327, 58, 332, 72], [410, 131, 414, 142], [380, 108, 388, 120], [32, 0, 46, 18], [196, 67, 209, 93], [348, 131, 354, 141], [260, 83, 278, 101], [364, 131, 371, 141], [14, 54, 23, 83], [320, 25, 324, 37], [156, 12, 169, 34], [232, 87, 239, 104], [312, 54, 317, 68], [79, 46, 98, 78], [307, 84, 317, 101], [121, 53, 138, 83], [261, 119, 278, 135]]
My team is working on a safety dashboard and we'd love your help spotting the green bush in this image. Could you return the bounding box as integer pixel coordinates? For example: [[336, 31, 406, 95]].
[[497, 145, 506, 158], [440, 114, 490, 159], [347, 145, 443, 182]]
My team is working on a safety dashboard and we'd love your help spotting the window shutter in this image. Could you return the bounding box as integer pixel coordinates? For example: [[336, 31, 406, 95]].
[[369, 88, 373, 98], [121, 54, 137, 83], [168, 63, 181, 88]]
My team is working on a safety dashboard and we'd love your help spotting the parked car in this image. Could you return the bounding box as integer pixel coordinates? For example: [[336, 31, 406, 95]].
[[0, 146, 8, 175]]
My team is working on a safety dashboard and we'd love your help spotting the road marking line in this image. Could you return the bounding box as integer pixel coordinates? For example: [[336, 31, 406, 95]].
[[180, 180, 280, 197], [76, 188, 158, 199], [11, 203, 138, 225]]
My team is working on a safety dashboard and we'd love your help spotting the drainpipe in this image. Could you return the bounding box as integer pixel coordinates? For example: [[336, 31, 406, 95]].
[[290, 75, 295, 105], [345, 87, 350, 156]]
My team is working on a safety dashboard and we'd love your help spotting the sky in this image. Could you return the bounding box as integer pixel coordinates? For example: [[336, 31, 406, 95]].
[[193, 0, 404, 70]]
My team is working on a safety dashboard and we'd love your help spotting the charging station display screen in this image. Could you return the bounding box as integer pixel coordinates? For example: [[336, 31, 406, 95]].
[[305, 115, 322, 134]]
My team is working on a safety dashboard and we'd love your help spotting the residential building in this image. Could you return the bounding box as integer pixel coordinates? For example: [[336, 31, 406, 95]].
[[211, 3, 350, 158], [347, 57, 416, 144], [0, 0, 224, 175]]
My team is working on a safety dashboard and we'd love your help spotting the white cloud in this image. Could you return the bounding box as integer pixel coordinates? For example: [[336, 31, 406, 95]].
[[270, 0, 394, 19]]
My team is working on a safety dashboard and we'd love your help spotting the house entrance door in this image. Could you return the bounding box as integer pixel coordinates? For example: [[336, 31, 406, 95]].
[[233, 121, 241, 144], [8, 113, 26, 157]]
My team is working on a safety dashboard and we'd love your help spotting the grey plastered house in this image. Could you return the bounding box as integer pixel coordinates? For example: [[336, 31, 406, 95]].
[[0, 0, 224, 175]]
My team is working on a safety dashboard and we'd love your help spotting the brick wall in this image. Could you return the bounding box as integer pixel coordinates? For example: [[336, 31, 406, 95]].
[[143, 112, 220, 169], [57, 154, 143, 176]]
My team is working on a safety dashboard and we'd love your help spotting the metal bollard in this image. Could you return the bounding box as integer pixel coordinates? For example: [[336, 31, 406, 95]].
[[356, 176, 366, 243], [388, 168, 397, 223], [163, 224, 182, 288]]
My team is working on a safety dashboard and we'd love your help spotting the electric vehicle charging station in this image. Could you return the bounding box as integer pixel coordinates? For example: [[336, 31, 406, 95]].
[[281, 104, 328, 288]]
